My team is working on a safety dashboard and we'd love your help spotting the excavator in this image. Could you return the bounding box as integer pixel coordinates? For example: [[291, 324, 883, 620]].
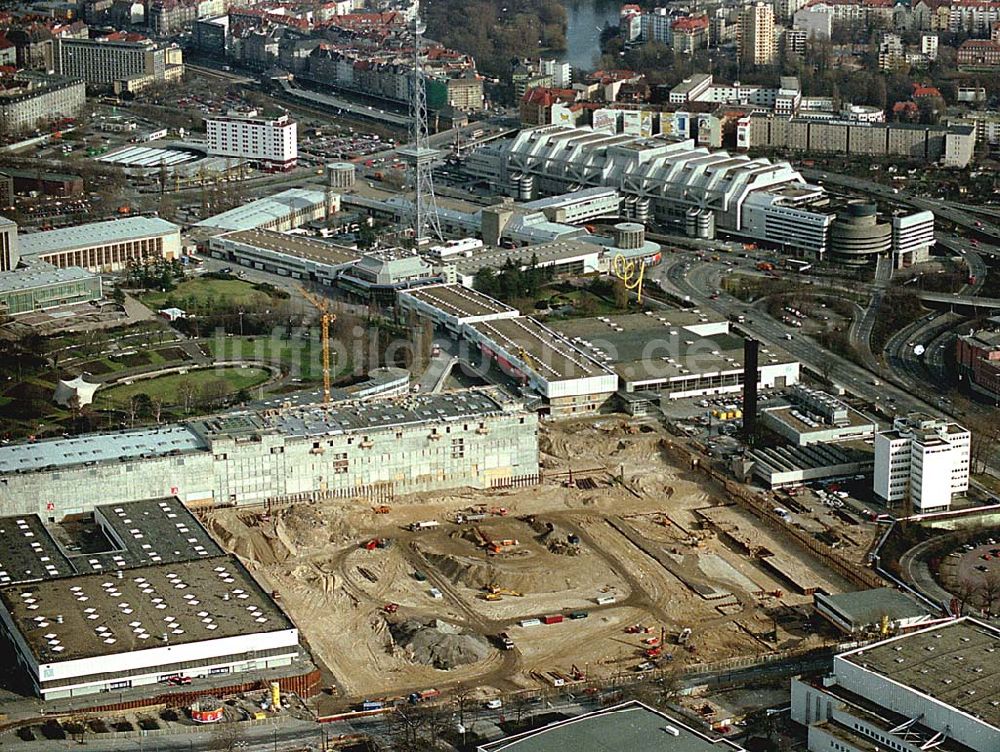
[[486, 584, 523, 597], [480, 583, 523, 601]]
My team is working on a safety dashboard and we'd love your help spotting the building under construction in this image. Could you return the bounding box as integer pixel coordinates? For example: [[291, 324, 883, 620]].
[[0, 389, 539, 519]]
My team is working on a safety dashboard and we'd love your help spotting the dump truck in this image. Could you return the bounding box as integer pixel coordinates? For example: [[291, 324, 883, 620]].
[[408, 689, 440, 704], [409, 520, 440, 531]]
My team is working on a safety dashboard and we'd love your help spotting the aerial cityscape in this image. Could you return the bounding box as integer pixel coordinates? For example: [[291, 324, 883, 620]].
[[0, 0, 999, 749]]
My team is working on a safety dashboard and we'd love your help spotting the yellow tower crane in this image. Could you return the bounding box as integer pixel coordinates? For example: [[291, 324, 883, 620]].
[[298, 285, 336, 403]]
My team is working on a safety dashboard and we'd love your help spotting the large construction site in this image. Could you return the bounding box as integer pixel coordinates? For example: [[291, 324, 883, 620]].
[[197, 416, 878, 705]]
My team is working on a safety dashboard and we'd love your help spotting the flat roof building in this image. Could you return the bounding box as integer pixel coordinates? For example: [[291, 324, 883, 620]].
[[749, 442, 874, 489], [479, 700, 746, 752], [761, 385, 876, 446], [0, 390, 539, 519], [0, 554, 298, 700], [194, 189, 338, 234], [874, 413, 970, 513], [465, 316, 620, 416], [398, 283, 519, 333], [792, 618, 1000, 752], [18, 217, 181, 272], [814, 588, 933, 635], [552, 312, 800, 400], [207, 229, 358, 285], [205, 111, 297, 172], [0, 73, 85, 135], [0, 263, 102, 316]]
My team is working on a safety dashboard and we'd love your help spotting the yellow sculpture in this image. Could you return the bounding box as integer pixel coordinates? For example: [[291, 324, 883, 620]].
[[611, 253, 645, 303]]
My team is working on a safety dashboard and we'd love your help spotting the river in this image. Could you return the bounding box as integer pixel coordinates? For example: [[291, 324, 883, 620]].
[[558, 0, 621, 73]]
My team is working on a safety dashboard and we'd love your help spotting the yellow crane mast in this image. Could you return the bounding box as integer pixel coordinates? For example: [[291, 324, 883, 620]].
[[297, 285, 336, 403]]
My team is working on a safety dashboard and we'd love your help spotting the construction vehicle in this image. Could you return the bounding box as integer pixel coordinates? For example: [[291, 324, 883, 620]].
[[481, 592, 503, 602], [644, 647, 662, 659], [625, 624, 644, 634], [297, 285, 336, 403], [408, 689, 440, 704], [756, 261, 774, 272], [570, 665, 586, 681], [382, 603, 398, 614], [372, 505, 391, 514], [475, 526, 509, 555], [485, 585, 523, 597], [490, 507, 509, 516], [678, 627, 692, 645], [409, 520, 440, 531], [496, 632, 515, 650]]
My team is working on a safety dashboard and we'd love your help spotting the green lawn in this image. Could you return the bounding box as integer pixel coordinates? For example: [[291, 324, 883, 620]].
[[97, 367, 271, 407], [140, 278, 270, 311], [206, 337, 347, 383]]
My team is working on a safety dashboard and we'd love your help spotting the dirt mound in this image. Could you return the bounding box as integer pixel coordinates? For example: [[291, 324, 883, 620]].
[[389, 619, 491, 669], [422, 551, 576, 593], [204, 512, 291, 566], [275, 505, 360, 549]]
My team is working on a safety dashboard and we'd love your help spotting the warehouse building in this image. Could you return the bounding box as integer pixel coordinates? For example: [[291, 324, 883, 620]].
[[207, 229, 358, 284], [0, 263, 102, 316], [0, 555, 299, 699], [0, 499, 301, 700], [18, 217, 182, 272], [194, 189, 339, 234], [480, 700, 746, 751], [749, 442, 874, 489], [792, 618, 1000, 752], [398, 283, 519, 334], [551, 312, 800, 400], [0, 498, 222, 585], [813, 588, 933, 635], [0, 390, 539, 518], [465, 317, 620, 416]]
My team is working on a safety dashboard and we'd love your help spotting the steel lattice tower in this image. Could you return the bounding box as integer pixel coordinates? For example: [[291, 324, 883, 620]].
[[398, 16, 443, 244]]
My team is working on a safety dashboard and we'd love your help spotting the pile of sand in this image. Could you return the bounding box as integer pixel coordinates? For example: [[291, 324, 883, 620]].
[[388, 619, 491, 670], [204, 512, 291, 566]]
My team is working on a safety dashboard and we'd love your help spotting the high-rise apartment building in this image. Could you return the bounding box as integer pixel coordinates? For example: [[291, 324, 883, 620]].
[[54, 35, 182, 92], [873, 413, 970, 512], [205, 111, 298, 171], [738, 2, 777, 67]]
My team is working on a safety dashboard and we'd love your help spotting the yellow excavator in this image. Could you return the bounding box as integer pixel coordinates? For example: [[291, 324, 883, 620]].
[[486, 584, 523, 597]]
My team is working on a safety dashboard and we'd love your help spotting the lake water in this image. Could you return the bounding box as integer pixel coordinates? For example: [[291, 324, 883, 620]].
[[559, 0, 622, 73]]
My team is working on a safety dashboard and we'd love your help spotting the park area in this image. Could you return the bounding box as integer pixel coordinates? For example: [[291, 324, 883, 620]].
[[140, 277, 277, 312], [95, 366, 273, 410]]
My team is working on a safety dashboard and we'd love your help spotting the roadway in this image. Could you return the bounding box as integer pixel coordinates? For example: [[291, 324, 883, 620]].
[[655, 256, 944, 417]]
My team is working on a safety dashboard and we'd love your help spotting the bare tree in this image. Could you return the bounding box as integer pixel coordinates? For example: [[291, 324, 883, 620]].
[[981, 571, 1000, 615], [954, 577, 982, 616], [176, 379, 198, 413], [151, 396, 164, 424], [208, 718, 246, 752]]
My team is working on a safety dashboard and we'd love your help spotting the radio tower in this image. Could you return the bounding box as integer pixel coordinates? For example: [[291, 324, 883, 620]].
[[398, 16, 443, 244]]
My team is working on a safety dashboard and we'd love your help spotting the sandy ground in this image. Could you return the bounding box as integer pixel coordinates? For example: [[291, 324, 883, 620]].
[[199, 416, 860, 701]]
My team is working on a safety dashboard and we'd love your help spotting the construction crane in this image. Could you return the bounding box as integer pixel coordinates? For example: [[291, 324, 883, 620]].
[[297, 285, 336, 403]]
